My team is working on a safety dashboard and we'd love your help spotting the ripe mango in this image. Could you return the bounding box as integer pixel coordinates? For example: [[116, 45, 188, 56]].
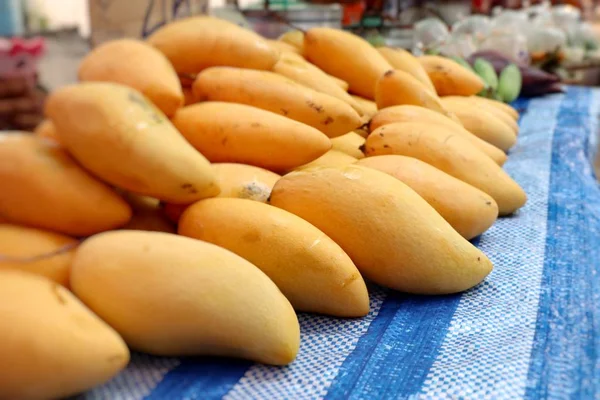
[[78, 39, 183, 117], [369, 105, 507, 165], [179, 198, 369, 317], [270, 165, 493, 294], [70, 231, 300, 365], [365, 122, 527, 215], [171, 102, 330, 171], [331, 131, 365, 159], [147, 16, 279, 74], [377, 47, 436, 93], [0, 271, 129, 400], [45, 82, 219, 204], [192, 67, 362, 138], [0, 133, 131, 236], [304, 28, 392, 99], [0, 224, 77, 286], [162, 163, 281, 223], [292, 149, 357, 171], [34, 119, 60, 143], [419, 55, 486, 96], [357, 156, 498, 239]]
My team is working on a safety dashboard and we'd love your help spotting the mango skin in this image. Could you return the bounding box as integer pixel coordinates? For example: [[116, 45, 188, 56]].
[[0, 271, 129, 400], [45, 82, 219, 204], [171, 102, 331, 172], [304, 27, 392, 99], [441, 98, 517, 151], [419, 55, 486, 96], [147, 16, 279, 75], [0, 133, 131, 236], [78, 39, 183, 117], [192, 67, 362, 138], [162, 163, 281, 223], [375, 69, 453, 121], [369, 105, 507, 166], [331, 131, 365, 159], [356, 156, 498, 239], [292, 149, 357, 172], [377, 47, 436, 93], [270, 165, 493, 294], [365, 122, 527, 215], [0, 224, 77, 286], [179, 198, 369, 317], [70, 231, 300, 365], [34, 119, 60, 143]]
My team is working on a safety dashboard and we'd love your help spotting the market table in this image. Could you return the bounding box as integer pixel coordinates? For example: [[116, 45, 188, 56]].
[[83, 86, 600, 400]]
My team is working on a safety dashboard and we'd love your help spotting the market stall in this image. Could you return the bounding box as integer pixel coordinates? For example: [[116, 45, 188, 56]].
[[79, 86, 600, 399]]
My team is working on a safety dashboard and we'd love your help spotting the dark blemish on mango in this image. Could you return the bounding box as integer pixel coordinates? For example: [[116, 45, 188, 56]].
[[477, 257, 481, 261], [322, 116, 334, 125], [307, 100, 324, 113], [128, 91, 163, 124], [383, 144, 390, 148], [221, 136, 228, 145], [379, 132, 384, 137], [341, 272, 359, 287], [486, 201, 492, 206], [251, 122, 261, 128], [280, 108, 289, 116], [181, 183, 198, 194], [383, 70, 394, 77]]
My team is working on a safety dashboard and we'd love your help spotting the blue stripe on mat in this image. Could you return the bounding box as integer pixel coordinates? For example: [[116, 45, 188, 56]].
[[524, 87, 600, 399], [325, 238, 485, 400], [145, 357, 252, 400]]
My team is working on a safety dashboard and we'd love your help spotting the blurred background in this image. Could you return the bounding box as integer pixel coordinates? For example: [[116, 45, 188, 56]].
[[2, 0, 600, 131]]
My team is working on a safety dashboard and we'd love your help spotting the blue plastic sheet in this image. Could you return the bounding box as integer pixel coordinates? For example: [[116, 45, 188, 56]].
[[84, 86, 600, 400]]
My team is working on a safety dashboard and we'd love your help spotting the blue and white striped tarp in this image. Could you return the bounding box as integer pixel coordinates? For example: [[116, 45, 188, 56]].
[[84, 86, 600, 400]]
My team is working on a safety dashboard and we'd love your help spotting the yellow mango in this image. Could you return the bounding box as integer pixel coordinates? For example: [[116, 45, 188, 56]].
[[304, 27, 392, 99], [441, 98, 517, 151], [78, 39, 183, 117], [331, 131, 365, 159], [351, 95, 378, 119], [147, 16, 279, 74], [71, 231, 300, 365], [162, 163, 282, 223], [377, 47, 436, 93], [273, 53, 365, 116], [419, 55, 485, 96], [356, 156, 498, 239], [0, 224, 78, 286], [179, 198, 369, 317], [34, 119, 60, 143], [471, 96, 519, 120], [121, 193, 176, 233], [193, 67, 362, 138], [270, 165, 493, 294], [278, 30, 305, 53], [45, 82, 219, 204], [0, 271, 129, 400], [365, 122, 527, 215], [172, 102, 330, 171], [445, 96, 519, 134], [369, 105, 507, 165], [0, 133, 131, 236], [293, 149, 358, 171], [267, 39, 302, 55], [375, 69, 453, 121]]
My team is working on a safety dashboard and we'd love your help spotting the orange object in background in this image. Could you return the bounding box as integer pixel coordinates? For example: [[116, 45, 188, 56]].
[[343, 1, 366, 26]]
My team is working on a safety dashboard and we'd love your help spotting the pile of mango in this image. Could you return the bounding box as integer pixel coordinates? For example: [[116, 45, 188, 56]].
[[0, 16, 526, 399]]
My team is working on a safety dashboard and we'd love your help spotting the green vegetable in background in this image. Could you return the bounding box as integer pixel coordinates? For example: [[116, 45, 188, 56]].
[[451, 56, 474, 72], [474, 58, 498, 91], [497, 64, 522, 103]]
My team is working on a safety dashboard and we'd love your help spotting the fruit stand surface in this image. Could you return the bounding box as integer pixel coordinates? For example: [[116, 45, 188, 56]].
[[82, 86, 600, 400]]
